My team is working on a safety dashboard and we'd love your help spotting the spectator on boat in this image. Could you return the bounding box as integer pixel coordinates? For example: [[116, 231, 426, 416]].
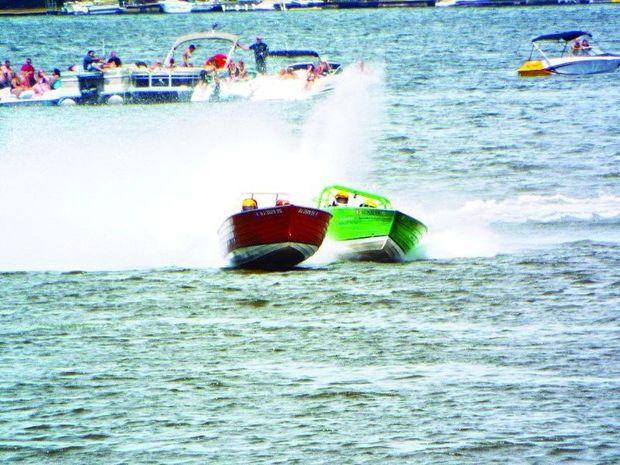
[[83, 50, 103, 72], [50, 69, 62, 90], [237, 60, 248, 79], [239, 36, 269, 74], [242, 198, 258, 211], [580, 39, 591, 54], [21, 58, 34, 75], [106, 51, 122, 68], [10, 74, 29, 97], [278, 67, 296, 80], [32, 69, 51, 96], [205, 53, 228, 70], [20, 58, 36, 87], [304, 64, 316, 90], [317, 60, 331, 76], [0, 60, 14, 88], [182, 44, 196, 67], [571, 40, 582, 56], [227, 60, 240, 80]]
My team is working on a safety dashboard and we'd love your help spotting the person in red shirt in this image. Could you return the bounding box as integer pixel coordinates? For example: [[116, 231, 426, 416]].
[[20, 58, 35, 87]]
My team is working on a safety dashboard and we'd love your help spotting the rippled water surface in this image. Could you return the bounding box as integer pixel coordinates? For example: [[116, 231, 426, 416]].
[[1, 5, 619, 464]]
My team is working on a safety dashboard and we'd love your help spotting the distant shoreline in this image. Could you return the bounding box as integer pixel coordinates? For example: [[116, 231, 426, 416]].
[[0, 1, 616, 17]]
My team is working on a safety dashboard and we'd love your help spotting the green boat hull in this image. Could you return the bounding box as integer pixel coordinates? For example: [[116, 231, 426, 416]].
[[325, 207, 427, 262]]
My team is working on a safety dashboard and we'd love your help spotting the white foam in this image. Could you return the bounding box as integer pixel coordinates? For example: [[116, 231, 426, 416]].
[[0, 64, 384, 271]]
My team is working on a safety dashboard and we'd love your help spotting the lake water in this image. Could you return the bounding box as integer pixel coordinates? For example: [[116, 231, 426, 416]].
[[1, 5, 619, 464]]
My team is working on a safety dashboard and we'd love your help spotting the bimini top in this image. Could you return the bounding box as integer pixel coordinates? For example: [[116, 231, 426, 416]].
[[318, 184, 392, 209], [164, 31, 240, 64], [532, 30, 592, 43], [268, 50, 320, 58]]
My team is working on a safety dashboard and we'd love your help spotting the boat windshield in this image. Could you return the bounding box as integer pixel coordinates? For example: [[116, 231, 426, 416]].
[[318, 185, 392, 209]]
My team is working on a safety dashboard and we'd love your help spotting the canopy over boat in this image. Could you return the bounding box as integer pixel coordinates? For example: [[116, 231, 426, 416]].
[[532, 31, 592, 43], [164, 31, 240, 65], [269, 50, 321, 58], [318, 184, 392, 209]]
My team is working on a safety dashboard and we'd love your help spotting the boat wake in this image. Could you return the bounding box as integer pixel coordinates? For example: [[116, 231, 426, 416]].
[[412, 193, 620, 260], [0, 63, 384, 271]]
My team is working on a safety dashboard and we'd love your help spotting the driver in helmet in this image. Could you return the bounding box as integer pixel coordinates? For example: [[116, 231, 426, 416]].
[[242, 198, 258, 211], [332, 191, 349, 206]]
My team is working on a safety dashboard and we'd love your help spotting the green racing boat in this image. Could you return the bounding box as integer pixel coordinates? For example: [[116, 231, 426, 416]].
[[317, 185, 427, 262]]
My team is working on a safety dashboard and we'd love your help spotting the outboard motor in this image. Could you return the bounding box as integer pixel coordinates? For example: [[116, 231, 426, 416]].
[[77, 72, 104, 104]]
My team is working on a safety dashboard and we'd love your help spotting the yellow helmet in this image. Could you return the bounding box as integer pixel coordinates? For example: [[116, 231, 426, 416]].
[[242, 198, 258, 211], [335, 191, 349, 201]]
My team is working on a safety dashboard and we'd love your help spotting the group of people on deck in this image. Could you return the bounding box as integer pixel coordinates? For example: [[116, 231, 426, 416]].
[[0, 58, 62, 98], [2, 36, 332, 99]]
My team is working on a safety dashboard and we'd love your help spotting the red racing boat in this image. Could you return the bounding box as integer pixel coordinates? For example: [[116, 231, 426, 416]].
[[218, 195, 332, 270]]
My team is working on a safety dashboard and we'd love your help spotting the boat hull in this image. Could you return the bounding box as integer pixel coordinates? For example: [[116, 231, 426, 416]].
[[160, 1, 193, 13], [519, 56, 620, 76], [325, 207, 426, 262], [547, 56, 620, 75], [219, 205, 331, 269]]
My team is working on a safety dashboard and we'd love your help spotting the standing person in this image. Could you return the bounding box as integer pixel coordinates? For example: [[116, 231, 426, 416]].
[[240, 36, 269, 74], [182, 44, 196, 67], [20, 58, 35, 87]]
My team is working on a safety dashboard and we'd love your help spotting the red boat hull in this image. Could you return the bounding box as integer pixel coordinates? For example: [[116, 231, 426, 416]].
[[218, 205, 332, 269]]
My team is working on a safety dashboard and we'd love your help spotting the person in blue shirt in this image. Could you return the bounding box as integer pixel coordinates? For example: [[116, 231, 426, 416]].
[[83, 50, 103, 72], [240, 36, 269, 74]]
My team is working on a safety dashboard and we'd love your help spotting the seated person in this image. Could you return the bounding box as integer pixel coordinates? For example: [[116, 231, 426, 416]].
[[242, 198, 258, 211], [237, 60, 248, 79], [83, 50, 103, 71], [10, 74, 28, 97], [317, 60, 332, 76], [279, 67, 296, 80], [227, 60, 239, 80], [105, 51, 122, 69], [360, 199, 378, 208], [571, 40, 582, 56], [304, 64, 316, 91], [32, 69, 51, 96], [276, 199, 290, 207], [0, 60, 14, 89], [49, 69, 62, 90], [331, 191, 349, 206], [580, 39, 592, 55]]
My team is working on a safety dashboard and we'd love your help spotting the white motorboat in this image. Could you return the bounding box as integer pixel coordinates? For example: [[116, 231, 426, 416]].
[[60, 1, 124, 15], [241, 49, 342, 101], [61, 1, 90, 14], [518, 30, 620, 76], [159, 0, 193, 13]]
